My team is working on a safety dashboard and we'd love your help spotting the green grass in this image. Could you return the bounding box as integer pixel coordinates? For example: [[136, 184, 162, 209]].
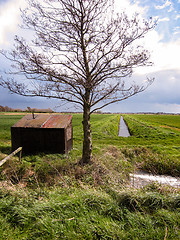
[[0, 115, 24, 140], [129, 114, 180, 129], [0, 113, 180, 239], [0, 186, 180, 240], [0, 115, 24, 155]]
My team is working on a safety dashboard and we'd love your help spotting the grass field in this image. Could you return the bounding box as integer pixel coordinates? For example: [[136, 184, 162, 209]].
[[127, 114, 180, 129], [0, 113, 180, 239]]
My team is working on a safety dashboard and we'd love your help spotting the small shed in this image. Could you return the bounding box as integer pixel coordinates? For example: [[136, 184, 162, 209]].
[[11, 114, 73, 154]]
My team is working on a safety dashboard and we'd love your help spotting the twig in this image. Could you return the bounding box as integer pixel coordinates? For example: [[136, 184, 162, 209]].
[[34, 173, 41, 191], [45, 160, 68, 188], [52, 217, 75, 222], [164, 224, 167, 240]]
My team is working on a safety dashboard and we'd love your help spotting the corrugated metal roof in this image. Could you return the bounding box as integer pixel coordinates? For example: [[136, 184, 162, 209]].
[[12, 114, 72, 128]]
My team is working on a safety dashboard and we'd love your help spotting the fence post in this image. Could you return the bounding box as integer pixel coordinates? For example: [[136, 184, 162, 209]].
[[0, 147, 23, 167], [19, 148, 22, 162]]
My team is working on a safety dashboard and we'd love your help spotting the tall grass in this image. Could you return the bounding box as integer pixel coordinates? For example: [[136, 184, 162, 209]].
[[0, 186, 180, 239], [0, 188, 180, 239]]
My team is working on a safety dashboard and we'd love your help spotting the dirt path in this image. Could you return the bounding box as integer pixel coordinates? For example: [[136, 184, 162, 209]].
[[160, 125, 180, 132]]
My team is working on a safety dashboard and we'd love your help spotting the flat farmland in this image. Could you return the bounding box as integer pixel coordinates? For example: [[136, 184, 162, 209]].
[[123, 114, 180, 141], [0, 113, 180, 240], [127, 114, 180, 130], [0, 112, 180, 175]]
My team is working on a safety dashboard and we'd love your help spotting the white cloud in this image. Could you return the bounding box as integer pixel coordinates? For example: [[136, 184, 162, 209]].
[[134, 28, 180, 75], [154, 103, 180, 113], [175, 14, 180, 20], [173, 26, 180, 35], [173, 31, 180, 35], [155, 0, 172, 10], [158, 17, 170, 22], [114, 0, 147, 17], [150, 40, 180, 72], [0, 0, 26, 46], [168, 3, 174, 12]]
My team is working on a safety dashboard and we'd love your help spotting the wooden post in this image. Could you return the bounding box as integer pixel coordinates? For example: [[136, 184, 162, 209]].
[[19, 149, 22, 162], [0, 147, 22, 167]]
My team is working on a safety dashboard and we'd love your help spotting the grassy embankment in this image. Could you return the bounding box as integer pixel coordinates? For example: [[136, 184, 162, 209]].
[[0, 113, 180, 239]]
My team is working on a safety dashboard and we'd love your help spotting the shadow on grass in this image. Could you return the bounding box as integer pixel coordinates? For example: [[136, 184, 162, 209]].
[[0, 146, 11, 155]]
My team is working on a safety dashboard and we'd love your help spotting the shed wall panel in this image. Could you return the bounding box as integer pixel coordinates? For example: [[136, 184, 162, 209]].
[[11, 127, 65, 154]]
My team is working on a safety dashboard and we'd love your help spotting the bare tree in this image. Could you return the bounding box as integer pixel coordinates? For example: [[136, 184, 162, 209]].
[[0, 0, 155, 163]]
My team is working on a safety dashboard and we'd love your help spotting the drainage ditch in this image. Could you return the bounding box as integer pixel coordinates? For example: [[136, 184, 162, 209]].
[[118, 115, 130, 137]]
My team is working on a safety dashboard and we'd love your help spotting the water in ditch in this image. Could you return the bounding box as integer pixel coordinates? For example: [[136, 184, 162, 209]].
[[118, 115, 130, 137], [130, 171, 180, 188]]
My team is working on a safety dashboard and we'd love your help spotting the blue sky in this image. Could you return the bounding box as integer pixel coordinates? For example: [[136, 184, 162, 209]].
[[0, 0, 180, 113], [137, 0, 180, 42]]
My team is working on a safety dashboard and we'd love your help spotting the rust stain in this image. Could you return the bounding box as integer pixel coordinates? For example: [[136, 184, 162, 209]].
[[41, 115, 72, 128], [12, 114, 72, 129]]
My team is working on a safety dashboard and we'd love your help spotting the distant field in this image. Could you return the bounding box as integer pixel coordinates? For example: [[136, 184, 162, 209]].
[[127, 114, 180, 129], [0, 115, 24, 143], [123, 114, 180, 137]]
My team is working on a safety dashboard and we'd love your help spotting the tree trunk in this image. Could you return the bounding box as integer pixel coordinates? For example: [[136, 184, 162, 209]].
[[81, 100, 92, 164]]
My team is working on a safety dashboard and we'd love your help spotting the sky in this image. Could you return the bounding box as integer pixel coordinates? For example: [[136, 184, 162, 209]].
[[0, 0, 180, 113]]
